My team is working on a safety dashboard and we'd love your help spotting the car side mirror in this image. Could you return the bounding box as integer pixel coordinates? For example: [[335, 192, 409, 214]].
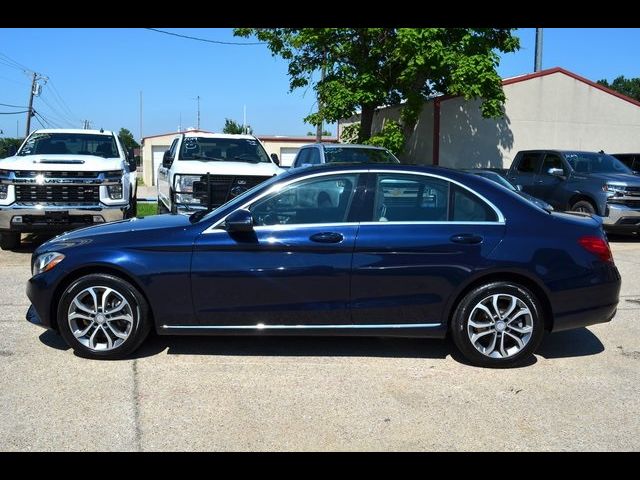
[[270, 153, 280, 166], [548, 168, 565, 178], [225, 209, 254, 233], [128, 158, 137, 172], [162, 150, 173, 168]]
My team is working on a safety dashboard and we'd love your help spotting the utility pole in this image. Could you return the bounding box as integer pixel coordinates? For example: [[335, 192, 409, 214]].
[[534, 28, 543, 72], [25, 72, 37, 137], [196, 95, 201, 130], [316, 51, 326, 142], [139, 91, 143, 141], [243, 105, 247, 134]]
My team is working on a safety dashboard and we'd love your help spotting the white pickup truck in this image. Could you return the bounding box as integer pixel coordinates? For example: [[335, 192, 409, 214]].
[[0, 129, 137, 250], [157, 132, 283, 215]]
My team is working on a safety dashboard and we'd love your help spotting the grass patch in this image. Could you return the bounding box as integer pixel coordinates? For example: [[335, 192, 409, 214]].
[[137, 202, 158, 217]]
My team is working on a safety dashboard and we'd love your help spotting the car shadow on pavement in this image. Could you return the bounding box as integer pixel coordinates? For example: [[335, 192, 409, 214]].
[[607, 233, 639, 243], [536, 328, 604, 359]]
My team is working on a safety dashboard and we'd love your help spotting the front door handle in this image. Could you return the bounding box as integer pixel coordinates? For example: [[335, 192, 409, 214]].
[[310, 232, 344, 243], [450, 233, 483, 245]]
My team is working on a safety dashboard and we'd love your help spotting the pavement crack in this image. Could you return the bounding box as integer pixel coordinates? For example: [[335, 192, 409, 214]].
[[132, 359, 142, 452], [617, 345, 640, 360]]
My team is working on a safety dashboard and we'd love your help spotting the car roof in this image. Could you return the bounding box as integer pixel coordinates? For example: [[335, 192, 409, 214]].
[[181, 132, 257, 140], [31, 129, 115, 136]]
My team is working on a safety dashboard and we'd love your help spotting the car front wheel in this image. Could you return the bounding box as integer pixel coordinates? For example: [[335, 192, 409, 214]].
[[57, 274, 151, 359], [450, 282, 545, 367]]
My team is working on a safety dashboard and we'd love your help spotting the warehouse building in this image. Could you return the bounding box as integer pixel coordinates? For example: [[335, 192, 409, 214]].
[[338, 67, 640, 168], [141, 130, 337, 185]]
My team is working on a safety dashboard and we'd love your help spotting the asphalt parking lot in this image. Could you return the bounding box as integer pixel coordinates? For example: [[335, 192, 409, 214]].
[[1, 234, 639, 451]]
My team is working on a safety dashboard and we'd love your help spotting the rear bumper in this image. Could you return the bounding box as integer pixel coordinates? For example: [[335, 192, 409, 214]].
[[549, 266, 621, 332], [0, 204, 126, 233]]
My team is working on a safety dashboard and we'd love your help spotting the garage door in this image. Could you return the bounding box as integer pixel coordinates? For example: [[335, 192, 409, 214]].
[[152, 146, 167, 186], [279, 147, 299, 167]]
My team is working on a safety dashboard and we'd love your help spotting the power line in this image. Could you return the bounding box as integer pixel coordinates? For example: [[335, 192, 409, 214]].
[[0, 102, 28, 108], [37, 93, 76, 127], [145, 28, 266, 46], [0, 51, 34, 73], [0, 110, 29, 115], [48, 79, 81, 122]]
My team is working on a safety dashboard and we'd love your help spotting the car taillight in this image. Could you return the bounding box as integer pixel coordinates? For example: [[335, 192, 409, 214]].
[[579, 236, 613, 263]]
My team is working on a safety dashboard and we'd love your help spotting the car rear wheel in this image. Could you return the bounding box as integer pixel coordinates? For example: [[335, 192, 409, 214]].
[[450, 282, 545, 367], [57, 274, 151, 359], [0, 232, 20, 250], [571, 200, 596, 215]]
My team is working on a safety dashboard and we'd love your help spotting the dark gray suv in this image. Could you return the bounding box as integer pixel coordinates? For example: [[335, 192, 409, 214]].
[[506, 150, 640, 233]]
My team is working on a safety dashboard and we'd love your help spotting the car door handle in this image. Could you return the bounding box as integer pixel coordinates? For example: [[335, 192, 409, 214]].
[[450, 234, 483, 245], [310, 232, 344, 243]]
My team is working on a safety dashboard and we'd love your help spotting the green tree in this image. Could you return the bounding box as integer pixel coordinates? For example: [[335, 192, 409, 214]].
[[234, 28, 519, 147], [0, 138, 23, 158], [118, 128, 139, 150], [306, 130, 332, 136], [223, 118, 252, 135], [597, 76, 640, 102]]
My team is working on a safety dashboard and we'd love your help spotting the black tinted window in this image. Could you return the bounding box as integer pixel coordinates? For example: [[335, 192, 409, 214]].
[[250, 174, 359, 226], [325, 147, 399, 164], [541, 154, 564, 175], [179, 137, 270, 163], [516, 153, 542, 173], [452, 186, 498, 222]]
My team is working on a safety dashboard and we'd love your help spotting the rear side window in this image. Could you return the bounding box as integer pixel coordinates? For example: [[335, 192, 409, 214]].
[[451, 186, 498, 222], [516, 153, 543, 173]]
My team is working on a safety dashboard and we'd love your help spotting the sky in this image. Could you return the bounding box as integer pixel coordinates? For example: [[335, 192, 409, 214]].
[[1, 28, 639, 141]]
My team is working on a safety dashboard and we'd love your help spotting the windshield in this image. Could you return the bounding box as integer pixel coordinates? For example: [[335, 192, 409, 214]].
[[472, 171, 517, 191], [18, 133, 119, 158], [180, 137, 271, 163], [565, 152, 632, 174], [324, 147, 400, 164]]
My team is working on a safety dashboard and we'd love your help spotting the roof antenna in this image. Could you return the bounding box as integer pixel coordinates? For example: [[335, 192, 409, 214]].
[[100, 128, 104, 133]]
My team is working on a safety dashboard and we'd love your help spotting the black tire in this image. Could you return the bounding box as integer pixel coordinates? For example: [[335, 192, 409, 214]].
[[0, 232, 20, 250], [125, 199, 138, 219], [57, 273, 151, 360], [450, 281, 545, 368], [571, 200, 596, 215]]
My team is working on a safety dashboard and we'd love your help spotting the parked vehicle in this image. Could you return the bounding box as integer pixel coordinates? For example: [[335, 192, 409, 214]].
[[0, 129, 137, 250], [26, 164, 620, 367], [611, 153, 640, 174], [464, 169, 554, 211], [506, 150, 640, 234], [291, 143, 400, 169], [157, 132, 283, 215]]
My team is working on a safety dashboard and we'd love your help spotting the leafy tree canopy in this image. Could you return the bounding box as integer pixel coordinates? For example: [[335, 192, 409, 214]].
[[118, 128, 139, 150], [597, 76, 640, 102], [235, 28, 519, 146], [0, 138, 23, 158], [223, 118, 252, 135]]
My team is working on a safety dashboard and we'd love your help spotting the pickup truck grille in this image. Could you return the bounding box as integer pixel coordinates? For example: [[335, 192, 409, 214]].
[[15, 185, 100, 204], [13, 170, 122, 179], [192, 175, 273, 207]]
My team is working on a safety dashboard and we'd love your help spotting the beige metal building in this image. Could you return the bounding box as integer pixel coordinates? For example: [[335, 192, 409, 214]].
[[141, 130, 337, 186], [338, 67, 640, 169]]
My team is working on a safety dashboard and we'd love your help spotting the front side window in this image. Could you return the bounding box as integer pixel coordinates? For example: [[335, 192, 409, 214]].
[[18, 133, 118, 158], [516, 153, 543, 173], [541, 153, 565, 175], [249, 174, 359, 226], [307, 148, 321, 165], [179, 137, 270, 163]]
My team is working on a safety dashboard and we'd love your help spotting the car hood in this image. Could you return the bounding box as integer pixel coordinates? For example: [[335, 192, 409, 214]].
[[36, 214, 193, 253], [0, 154, 125, 172], [586, 172, 640, 185], [171, 160, 283, 176]]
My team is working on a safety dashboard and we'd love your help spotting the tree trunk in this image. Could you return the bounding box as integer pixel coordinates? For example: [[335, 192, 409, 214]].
[[359, 105, 375, 142]]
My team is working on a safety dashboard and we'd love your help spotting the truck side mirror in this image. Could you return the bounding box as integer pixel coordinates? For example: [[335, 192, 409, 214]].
[[128, 158, 137, 172], [162, 150, 173, 168], [548, 168, 565, 178], [270, 153, 280, 166]]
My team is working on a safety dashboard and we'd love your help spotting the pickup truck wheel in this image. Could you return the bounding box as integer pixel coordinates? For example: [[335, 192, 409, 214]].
[[571, 200, 596, 215], [57, 273, 151, 360], [0, 232, 20, 250]]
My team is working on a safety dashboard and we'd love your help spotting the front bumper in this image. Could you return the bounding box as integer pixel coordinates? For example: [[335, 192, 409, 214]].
[[0, 204, 126, 232], [603, 203, 640, 231]]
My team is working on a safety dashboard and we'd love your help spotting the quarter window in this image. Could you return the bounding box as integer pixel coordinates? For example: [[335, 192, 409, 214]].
[[451, 186, 498, 222], [249, 174, 359, 226]]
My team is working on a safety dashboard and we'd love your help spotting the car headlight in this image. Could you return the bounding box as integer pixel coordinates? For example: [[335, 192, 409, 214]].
[[603, 183, 627, 195], [32, 252, 65, 276], [107, 183, 123, 199], [175, 174, 200, 193]]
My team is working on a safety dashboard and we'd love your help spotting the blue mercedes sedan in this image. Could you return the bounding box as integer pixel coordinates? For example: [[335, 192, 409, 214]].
[[26, 164, 621, 367]]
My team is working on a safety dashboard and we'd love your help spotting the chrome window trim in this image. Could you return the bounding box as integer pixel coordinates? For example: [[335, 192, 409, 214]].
[[203, 169, 506, 234], [162, 322, 441, 330]]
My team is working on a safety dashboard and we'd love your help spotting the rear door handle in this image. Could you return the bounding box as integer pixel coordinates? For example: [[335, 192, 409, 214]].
[[450, 234, 483, 245], [310, 232, 344, 243]]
